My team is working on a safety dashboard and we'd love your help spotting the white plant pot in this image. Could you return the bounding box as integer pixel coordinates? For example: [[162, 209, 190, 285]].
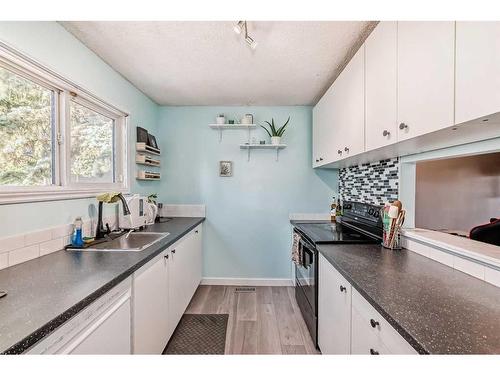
[[271, 136, 281, 145]]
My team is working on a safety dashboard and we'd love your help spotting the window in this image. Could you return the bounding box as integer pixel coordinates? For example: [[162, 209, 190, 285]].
[[0, 65, 56, 186], [0, 44, 128, 204], [69, 100, 115, 184]]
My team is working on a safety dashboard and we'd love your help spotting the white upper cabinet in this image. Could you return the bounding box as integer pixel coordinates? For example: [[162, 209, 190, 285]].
[[334, 45, 365, 159], [312, 46, 364, 167], [312, 84, 336, 167], [397, 21, 455, 141], [365, 22, 398, 151], [455, 21, 500, 124]]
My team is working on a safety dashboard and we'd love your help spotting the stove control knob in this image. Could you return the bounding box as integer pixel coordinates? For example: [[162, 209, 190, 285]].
[[374, 211, 380, 218], [368, 208, 374, 215]]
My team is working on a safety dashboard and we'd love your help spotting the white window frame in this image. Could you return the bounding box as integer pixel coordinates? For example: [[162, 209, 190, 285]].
[[0, 41, 129, 205]]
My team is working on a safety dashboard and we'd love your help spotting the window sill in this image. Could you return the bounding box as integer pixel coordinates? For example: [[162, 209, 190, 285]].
[[0, 187, 129, 205]]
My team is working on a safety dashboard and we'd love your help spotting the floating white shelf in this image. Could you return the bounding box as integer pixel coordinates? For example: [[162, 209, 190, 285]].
[[136, 170, 161, 180], [136, 153, 160, 167], [209, 124, 257, 142], [239, 144, 287, 161], [136, 161, 161, 168], [136, 177, 161, 181], [136, 142, 161, 156]]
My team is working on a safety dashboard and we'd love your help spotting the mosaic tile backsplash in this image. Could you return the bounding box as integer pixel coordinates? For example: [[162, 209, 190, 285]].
[[339, 158, 399, 205]]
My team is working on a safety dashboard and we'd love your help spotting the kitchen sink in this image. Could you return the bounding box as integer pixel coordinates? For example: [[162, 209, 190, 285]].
[[68, 232, 169, 252]]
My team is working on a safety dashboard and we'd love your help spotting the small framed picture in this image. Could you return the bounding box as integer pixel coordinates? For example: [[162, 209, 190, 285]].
[[219, 161, 233, 177], [147, 134, 158, 149]]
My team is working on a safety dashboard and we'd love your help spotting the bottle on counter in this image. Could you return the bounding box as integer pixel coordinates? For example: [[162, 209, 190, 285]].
[[330, 197, 337, 223], [336, 197, 342, 217], [71, 217, 84, 248]]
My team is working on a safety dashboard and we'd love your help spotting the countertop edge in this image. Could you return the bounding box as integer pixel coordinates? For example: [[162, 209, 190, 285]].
[[316, 247, 429, 355], [2, 217, 205, 355], [289, 220, 428, 354]]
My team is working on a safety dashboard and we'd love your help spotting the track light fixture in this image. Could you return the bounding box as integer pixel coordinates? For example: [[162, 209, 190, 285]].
[[233, 21, 257, 50]]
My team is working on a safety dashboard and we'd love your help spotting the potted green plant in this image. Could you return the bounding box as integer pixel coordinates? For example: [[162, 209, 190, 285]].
[[261, 117, 290, 145]]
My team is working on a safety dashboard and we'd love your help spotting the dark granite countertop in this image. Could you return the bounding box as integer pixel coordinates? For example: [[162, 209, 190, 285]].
[[0, 217, 204, 354], [317, 243, 500, 354]]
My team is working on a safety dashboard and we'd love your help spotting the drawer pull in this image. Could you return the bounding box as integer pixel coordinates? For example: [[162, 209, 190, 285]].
[[339, 285, 347, 293], [399, 122, 408, 130], [370, 348, 379, 355], [172, 249, 176, 254], [370, 318, 380, 328], [164, 254, 169, 259]]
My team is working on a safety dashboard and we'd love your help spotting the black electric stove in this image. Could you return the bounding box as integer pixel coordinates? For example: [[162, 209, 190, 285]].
[[293, 201, 383, 350]]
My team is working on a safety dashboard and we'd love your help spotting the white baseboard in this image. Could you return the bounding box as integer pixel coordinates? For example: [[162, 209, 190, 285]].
[[201, 277, 293, 287]]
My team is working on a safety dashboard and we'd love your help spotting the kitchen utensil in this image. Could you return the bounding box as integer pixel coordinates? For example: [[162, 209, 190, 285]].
[[392, 200, 403, 211]]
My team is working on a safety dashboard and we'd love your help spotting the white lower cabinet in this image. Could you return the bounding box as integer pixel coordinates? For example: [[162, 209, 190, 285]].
[[133, 224, 203, 353], [168, 225, 203, 338], [318, 255, 417, 355], [133, 251, 169, 354], [318, 253, 352, 354], [28, 279, 132, 354]]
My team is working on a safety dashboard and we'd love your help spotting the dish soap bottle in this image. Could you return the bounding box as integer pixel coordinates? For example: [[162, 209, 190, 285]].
[[330, 197, 337, 222], [71, 217, 84, 248], [336, 197, 342, 218]]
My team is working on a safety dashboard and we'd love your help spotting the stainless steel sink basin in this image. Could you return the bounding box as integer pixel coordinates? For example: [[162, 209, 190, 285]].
[[69, 232, 169, 252]]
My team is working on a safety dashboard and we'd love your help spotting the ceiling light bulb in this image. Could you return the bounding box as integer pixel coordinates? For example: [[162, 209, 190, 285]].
[[245, 36, 257, 50], [234, 21, 244, 35]]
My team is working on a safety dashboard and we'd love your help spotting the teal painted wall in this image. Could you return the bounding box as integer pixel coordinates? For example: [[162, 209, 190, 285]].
[[157, 106, 338, 279], [0, 22, 160, 236]]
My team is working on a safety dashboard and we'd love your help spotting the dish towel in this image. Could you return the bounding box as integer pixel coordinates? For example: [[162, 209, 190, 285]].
[[291, 232, 303, 266]]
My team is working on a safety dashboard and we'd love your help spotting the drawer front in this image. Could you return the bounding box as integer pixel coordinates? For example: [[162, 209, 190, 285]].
[[352, 289, 417, 354], [351, 304, 391, 355]]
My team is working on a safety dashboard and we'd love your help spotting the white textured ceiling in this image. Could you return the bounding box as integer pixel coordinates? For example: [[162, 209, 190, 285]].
[[61, 21, 376, 106]]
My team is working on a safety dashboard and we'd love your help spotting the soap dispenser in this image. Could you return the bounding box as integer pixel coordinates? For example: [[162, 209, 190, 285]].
[[71, 217, 84, 248]]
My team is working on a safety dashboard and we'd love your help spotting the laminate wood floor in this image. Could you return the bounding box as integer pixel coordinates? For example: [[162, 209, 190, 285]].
[[185, 285, 319, 355]]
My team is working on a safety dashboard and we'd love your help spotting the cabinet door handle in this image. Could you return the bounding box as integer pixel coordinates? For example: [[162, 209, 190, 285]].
[[319, 157, 323, 161], [370, 348, 379, 355], [164, 254, 169, 259], [315, 159, 319, 162], [382, 130, 390, 137], [339, 285, 347, 293], [172, 249, 176, 254], [195, 230, 199, 234], [344, 147, 349, 153], [337, 150, 342, 155], [399, 122, 408, 130], [370, 318, 380, 328]]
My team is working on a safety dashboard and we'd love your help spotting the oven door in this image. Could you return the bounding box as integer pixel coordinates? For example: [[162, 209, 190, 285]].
[[295, 238, 317, 312]]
